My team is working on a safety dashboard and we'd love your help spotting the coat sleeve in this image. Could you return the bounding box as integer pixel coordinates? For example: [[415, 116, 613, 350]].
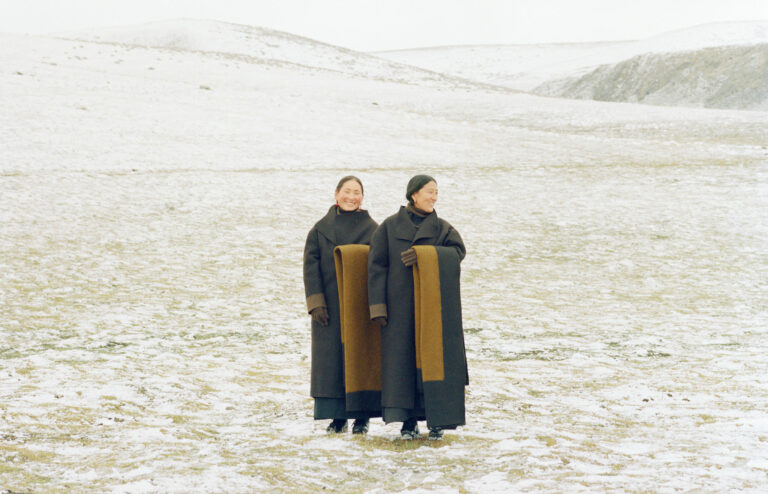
[[367, 222, 389, 319], [303, 227, 326, 313], [444, 226, 466, 262]]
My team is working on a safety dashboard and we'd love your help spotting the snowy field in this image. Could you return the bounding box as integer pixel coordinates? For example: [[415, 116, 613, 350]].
[[2, 22, 768, 493]]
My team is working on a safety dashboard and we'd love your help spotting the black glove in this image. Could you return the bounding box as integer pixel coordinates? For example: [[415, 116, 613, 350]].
[[372, 316, 387, 328], [310, 306, 329, 326], [401, 248, 417, 267]]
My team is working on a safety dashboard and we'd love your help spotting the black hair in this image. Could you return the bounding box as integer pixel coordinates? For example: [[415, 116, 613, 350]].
[[336, 175, 364, 195], [406, 174, 436, 204]]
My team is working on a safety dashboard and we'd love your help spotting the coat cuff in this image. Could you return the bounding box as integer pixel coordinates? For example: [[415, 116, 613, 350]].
[[306, 293, 327, 313], [369, 303, 387, 320]]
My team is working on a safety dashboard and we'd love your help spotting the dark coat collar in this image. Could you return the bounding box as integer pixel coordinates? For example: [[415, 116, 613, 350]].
[[392, 205, 440, 243], [316, 205, 370, 244]]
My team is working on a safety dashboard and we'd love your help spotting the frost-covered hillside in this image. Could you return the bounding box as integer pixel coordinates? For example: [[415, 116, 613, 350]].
[[1, 19, 768, 494], [0, 29, 498, 174], [640, 21, 768, 51], [377, 21, 768, 98], [8, 21, 766, 175], [58, 19, 481, 89], [378, 41, 629, 92], [534, 44, 768, 110]]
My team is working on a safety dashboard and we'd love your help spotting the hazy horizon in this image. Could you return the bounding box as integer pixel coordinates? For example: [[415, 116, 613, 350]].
[[2, 0, 767, 51]]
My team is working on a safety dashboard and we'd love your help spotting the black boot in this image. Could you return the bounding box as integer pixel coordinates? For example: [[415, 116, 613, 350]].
[[428, 427, 443, 440], [326, 419, 348, 434], [400, 418, 419, 440], [352, 418, 369, 435]]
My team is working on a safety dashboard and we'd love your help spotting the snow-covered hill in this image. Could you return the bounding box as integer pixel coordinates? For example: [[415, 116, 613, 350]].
[[376, 21, 768, 94], [640, 21, 768, 52], [3, 20, 766, 175], [534, 44, 768, 111], [0, 27, 505, 174], [377, 41, 632, 92], [56, 19, 486, 90]]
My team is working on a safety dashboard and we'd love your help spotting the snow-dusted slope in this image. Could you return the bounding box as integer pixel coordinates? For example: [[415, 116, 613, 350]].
[[377, 41, 634, 92], [640, 21, 768, 52], [376, 21, 768, 92], [3, 24, 766, 175], [57, 19, 482, 89], [535, 44, 768, 111]]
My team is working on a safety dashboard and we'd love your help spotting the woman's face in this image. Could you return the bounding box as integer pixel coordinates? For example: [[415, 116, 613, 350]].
[[335, 180, 363, 211], [411, 181, 438, 213]]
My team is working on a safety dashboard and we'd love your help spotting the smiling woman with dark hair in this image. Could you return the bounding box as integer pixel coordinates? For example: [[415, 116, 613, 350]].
[[303, 176, 378, 434], [367, 174, 467, 440]]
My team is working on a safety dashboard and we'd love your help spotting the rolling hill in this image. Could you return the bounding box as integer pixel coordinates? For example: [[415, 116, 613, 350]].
[[534, 43, 768, 111], [376, 21, 768, 110]]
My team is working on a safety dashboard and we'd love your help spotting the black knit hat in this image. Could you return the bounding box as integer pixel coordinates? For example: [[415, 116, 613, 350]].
[[406, 174, 436, 204]]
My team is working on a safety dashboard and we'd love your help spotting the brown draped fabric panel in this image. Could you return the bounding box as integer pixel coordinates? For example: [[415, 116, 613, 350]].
[[334, 244, 382, 414]]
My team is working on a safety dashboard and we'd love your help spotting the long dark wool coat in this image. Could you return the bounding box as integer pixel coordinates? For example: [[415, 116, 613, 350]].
[[412, 245, 468, 429], [304, 206, 378, 398], [367, 206, 465, 413]]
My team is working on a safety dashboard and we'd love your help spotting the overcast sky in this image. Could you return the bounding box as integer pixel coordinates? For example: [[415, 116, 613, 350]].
[[3, 0, 767, 51]]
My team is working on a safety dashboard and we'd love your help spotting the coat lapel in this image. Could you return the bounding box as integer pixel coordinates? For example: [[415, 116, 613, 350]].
[[316, 205, 338, 245], [392, 206, 418, 242], [391, 206, 440, 245], [412, 210, 440, 244]]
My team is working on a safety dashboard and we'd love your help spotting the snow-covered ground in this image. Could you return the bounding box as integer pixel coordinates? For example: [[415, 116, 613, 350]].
[[1, 20, 767, 493]]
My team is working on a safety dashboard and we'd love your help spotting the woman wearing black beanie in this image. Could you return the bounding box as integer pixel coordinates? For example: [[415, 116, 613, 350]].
[[367, 175, 467, 440]]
